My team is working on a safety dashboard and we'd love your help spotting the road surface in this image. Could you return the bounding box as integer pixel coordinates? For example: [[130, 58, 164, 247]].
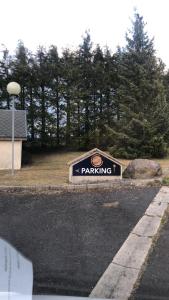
[[0, 187, 159, 296]]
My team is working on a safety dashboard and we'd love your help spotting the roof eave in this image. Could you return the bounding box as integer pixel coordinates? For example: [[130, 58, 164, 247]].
[[0, 137, 27, 141], [68, 148, 124, 166]]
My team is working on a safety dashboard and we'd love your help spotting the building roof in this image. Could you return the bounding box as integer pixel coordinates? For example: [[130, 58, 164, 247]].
[[68, 148, 124, 166], [0, 109, 27, 140]]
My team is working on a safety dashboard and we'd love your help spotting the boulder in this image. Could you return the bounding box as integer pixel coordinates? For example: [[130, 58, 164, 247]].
[[123, 159, 162, 179]]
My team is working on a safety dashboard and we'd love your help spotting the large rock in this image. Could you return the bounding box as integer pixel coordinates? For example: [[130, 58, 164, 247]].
[[123, 159, 162, 179]]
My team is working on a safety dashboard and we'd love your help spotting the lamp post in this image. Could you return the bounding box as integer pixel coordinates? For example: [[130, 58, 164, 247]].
[[7, 82, 21, 175]]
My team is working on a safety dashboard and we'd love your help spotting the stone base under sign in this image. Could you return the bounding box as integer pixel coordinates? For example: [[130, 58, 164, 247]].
[[69, 175, 122, 184]]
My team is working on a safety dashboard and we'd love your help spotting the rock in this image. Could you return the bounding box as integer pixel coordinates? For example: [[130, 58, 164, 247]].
[[123, 159, 162, 179]]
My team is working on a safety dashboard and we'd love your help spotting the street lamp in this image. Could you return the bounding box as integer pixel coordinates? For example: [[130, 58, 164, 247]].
[[7, 82, 21, 175]]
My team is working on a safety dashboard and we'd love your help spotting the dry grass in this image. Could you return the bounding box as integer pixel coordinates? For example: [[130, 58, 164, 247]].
[[0, 152, 169, 186], [0, 152, 83, 186]]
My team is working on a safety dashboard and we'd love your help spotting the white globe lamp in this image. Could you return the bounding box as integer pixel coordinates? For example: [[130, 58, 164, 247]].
[[7, 82, 21, 95]]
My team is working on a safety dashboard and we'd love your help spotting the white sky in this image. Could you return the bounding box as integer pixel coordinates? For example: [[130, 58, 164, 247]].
[[1, 0, 169, 67]]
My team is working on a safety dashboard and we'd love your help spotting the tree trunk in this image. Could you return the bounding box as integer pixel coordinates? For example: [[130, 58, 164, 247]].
[[77, 101, 80, 148], [106, 90, 110, 126], [55, 77, 60, 145], [84, 98, 89, 146], [41, 85, 46, 147], [66, 96, 71, 146], [30, 87, 35, 141], [7, 93, 10, 109], [56, 89, 60, 145], [21, 86, 25, 110]]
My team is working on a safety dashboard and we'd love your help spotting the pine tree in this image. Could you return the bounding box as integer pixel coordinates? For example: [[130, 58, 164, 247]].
[[48, 45, 62, 146], [108, 12, 169, 158], [27, 54, 39, 141], [12, 41, 30, 110], [61, 49, 78, 147], [34, 46, 51, 147], [88, 46, 117, 149], [0, 47, 12, 109], [77, 31, 93, 148]]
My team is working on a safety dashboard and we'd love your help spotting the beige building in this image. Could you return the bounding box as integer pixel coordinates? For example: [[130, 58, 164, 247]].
[[0, 110, 27, 170]]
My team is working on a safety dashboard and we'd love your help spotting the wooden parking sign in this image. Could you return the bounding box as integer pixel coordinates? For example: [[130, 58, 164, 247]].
[[68, 148, 123, 184]]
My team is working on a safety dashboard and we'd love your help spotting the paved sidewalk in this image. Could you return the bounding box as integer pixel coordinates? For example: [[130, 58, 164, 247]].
[[90, 187, 169, 300], [132, 207, 169, 300]]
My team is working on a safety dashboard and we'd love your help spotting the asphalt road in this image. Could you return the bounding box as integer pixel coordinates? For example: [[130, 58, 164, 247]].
[[132, 208, 169, 300], [0, 187, 159, 296]]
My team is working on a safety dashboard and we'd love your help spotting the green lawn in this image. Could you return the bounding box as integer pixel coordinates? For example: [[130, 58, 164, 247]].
[[0, 152, 168, 186]]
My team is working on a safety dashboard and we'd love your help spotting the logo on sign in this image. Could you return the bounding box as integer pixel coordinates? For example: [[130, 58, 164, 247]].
[[91, 154, 103, 167]]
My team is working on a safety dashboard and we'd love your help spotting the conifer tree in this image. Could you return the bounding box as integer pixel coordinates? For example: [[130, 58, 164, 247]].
[[12, 41, 30, 110], [48, 45, 62, 146], [34, 46, 51, 146], [77, 31, 93, 148], [0, 47, 12, 108], [108, 12, 169, 158]]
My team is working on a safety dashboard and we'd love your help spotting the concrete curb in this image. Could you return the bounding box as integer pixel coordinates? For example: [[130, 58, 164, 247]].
[[89, 186, 169, 300], [0, 178, 162, 192]]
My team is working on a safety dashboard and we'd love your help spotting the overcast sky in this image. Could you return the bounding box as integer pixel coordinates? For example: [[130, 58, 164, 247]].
[[1, 0, 169, 67]]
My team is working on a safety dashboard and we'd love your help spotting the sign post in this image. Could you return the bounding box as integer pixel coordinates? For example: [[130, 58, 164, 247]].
[[7, 82, 21, 176]]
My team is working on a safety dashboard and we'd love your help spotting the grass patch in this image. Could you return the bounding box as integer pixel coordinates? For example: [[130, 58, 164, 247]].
[[0, 151, 168, 186], [0, 152, 84, 186], [162, 177, 169, 186]]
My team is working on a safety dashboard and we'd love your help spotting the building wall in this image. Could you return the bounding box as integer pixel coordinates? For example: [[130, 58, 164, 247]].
[[0, 141, 22, 170]]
